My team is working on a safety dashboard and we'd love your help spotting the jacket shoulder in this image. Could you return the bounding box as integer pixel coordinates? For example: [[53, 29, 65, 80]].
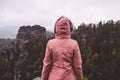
[[46, 39, 56, 46], [47, 39, 56, 43]]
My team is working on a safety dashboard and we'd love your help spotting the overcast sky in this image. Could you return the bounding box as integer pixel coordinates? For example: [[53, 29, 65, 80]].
[[0, 0, 120, 38]]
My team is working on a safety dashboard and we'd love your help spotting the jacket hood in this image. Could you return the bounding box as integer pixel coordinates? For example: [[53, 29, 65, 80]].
[[54, 16, 73, 39]]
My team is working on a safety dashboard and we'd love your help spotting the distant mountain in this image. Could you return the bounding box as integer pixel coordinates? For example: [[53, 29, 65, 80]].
[[0, 26, 18, 39], [46, 30, 54, 39], [0, 32, 16, 39]]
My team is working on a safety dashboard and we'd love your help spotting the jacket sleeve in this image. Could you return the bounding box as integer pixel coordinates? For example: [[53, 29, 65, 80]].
[[73, 41, 83, 80], [41, 41, 52, 80]]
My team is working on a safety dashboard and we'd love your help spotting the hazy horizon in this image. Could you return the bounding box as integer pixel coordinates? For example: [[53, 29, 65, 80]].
[[0, 0, 120, 38]]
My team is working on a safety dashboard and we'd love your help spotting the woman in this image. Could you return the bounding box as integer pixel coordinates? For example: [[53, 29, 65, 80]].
[[41, 16, 83, 80]]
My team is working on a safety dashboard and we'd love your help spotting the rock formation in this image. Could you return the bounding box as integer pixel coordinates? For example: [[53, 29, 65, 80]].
[[14, 25, 46, 80], [0, 25, 46, 80]]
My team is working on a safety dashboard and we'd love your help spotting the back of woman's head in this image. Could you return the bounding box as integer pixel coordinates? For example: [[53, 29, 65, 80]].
[[54, 16, 73, 33]]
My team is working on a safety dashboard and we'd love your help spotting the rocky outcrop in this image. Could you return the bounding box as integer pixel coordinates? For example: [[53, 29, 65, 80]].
[[14, 25, 46, 80], [0, 25, 50, 80], [17, 25, 46, 40], [15, 25, 46, 57]]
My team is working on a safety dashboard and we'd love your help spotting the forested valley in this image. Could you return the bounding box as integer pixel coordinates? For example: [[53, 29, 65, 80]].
[[0, 20, 120, 80]]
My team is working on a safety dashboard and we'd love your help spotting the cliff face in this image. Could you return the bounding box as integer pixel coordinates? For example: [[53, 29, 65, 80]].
[[14, 25, 46, 80], [0, 25, 46, 80], [15, 25, 46, 57]]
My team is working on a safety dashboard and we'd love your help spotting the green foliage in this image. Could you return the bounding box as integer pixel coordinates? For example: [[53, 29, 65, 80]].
[[82, 77, 88, 80], [75, 20, 120, 80]]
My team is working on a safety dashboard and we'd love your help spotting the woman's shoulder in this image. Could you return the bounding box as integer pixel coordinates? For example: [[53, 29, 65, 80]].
[[48, 39, 56, 43], [47, 39, 57, 45], [47, 39, 78, 45]]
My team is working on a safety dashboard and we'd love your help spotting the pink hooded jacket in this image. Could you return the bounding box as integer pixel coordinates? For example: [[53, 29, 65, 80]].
[[41, 16, 83, 80]]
